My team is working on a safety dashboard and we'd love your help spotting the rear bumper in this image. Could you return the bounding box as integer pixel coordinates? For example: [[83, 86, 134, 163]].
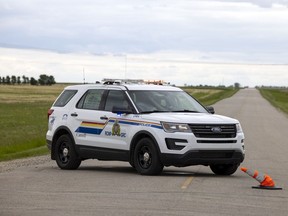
[[161, 150, 244, 167]]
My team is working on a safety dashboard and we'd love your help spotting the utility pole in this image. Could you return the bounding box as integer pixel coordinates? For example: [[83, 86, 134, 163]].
[[83, 68, 86, 84], [125, 55, 127, 79]]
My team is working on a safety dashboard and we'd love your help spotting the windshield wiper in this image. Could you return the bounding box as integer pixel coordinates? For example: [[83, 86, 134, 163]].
[[140, 110, 199, 114], [172, 110, 199, 113], [139, 110, 170, 114]]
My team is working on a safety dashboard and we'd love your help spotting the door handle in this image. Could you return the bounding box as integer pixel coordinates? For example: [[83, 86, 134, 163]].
[[100, 116, 108, 120], [71, 113, 78, 117]]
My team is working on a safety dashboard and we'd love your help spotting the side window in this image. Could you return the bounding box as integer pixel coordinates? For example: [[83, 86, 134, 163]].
[[77, 89, 105, 110], [104, 90, 129, 111], [54, 90, 77, 107]]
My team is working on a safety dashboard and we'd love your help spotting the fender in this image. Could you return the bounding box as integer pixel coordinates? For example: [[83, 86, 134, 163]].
[[130, 130, 162, 159], [51, 126, 78, 160]]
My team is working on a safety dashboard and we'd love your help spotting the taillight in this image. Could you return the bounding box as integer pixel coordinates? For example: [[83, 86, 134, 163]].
[[48, 109, 54, 119]]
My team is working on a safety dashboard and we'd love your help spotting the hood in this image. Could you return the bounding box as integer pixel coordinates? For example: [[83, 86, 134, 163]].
[[140, 112, 239, 124]]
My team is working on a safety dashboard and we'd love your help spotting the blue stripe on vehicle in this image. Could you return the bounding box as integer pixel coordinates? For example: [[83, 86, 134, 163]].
[[75, 127, 103, 135], [118, 121, 140, 126]]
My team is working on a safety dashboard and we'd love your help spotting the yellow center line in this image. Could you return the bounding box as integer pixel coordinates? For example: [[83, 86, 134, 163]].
[[181, 177, 194, 189]]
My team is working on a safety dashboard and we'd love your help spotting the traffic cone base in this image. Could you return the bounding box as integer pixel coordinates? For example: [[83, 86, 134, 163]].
[[252, 185, 282, 190], [241, 167, 283, 190]]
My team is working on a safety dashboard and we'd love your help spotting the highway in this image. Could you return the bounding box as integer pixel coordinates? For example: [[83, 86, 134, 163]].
[[1, 88, 287, 216]]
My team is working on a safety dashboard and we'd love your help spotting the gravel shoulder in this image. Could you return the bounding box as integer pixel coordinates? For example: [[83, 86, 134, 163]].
[[0, 155, 50, 173]]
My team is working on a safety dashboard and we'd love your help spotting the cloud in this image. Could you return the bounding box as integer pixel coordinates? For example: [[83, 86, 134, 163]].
[[0, 0, 288, 87], [209, 0, 288, 7], [1, 47, 287, 87], [1, 0, 288, 55]]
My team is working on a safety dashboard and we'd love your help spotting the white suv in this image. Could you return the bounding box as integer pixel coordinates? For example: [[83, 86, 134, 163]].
[[46, 84, 245, 175]]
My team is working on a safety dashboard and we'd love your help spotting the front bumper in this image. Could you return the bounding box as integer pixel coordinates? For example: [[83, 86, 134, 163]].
[[161, 149, 244, 167]]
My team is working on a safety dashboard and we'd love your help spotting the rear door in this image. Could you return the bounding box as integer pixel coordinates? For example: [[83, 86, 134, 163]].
[[70, 87, 134, 151], [69, 88, 107, 147]]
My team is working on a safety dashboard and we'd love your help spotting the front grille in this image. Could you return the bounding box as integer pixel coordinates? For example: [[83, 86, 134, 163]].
[[189, 124, 236, 138]]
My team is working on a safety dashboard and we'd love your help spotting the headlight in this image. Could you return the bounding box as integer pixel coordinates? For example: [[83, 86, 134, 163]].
[[236, 123, 243, 133], [162, 122, 191, 133]]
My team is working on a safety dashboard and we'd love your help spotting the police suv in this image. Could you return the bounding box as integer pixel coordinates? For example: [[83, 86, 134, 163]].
[[46, 84, 245, 175]]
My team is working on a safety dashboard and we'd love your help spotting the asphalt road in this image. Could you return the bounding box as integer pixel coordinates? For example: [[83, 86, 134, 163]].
[[1, 88, 287, 216]]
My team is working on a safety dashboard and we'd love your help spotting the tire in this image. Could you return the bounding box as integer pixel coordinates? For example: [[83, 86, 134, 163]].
[[129, 160, 135, 169], [210, 164, 239, 175], [134, 137, 163, 175], [55, 134, 81, 170]]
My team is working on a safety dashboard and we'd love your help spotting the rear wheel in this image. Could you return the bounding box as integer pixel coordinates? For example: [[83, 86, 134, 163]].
[[55, 134, 81, 170], [210, 164, 239, 175], [134, 138, 163, 175]]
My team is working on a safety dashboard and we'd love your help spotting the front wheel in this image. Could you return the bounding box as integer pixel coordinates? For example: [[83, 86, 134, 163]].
[[134, 138, 163, 175], [210, 164, 239, 175], [55, 134, 81, 170]]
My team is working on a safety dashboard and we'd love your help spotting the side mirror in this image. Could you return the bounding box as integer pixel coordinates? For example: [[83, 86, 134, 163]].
[[206, 106, 215, 114], [112, 106, 133, 115]]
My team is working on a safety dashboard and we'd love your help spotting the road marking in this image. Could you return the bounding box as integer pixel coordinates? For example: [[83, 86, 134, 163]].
[[181, 177, 194, 189]]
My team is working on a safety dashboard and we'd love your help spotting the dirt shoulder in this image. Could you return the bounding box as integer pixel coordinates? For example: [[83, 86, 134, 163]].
[[0, 155, 50, 173]]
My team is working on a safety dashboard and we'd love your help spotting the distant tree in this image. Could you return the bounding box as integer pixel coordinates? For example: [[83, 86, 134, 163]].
[[234, 82, 240, 89], [30, 77, 38, 85], [38, 74, 56, 85], [0, 76, 1, 85], [22, 75, 27, 84], [6, 76, 11, 84], [11, 75, 17, 85], [48, 75, 56, 85], [2, 77, 5, 84], [25, 77, 29, 84], [17, 76, 21, 85]]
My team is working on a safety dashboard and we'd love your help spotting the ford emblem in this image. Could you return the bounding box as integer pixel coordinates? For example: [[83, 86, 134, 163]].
[[211, 127, 222, 133]]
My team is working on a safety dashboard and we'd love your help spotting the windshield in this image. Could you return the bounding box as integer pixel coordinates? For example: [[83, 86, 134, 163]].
[[128, 90, 208, 113]]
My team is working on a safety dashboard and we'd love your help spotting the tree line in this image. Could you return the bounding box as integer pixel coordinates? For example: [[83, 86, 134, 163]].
[[0, 74, 56, 86]]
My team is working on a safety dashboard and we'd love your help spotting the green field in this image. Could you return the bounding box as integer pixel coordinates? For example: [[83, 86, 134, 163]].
[[0, 85, 66, 161], [0, 85, 238, 161], [182, 87, 239, 106], [259, 88, 288, 115]]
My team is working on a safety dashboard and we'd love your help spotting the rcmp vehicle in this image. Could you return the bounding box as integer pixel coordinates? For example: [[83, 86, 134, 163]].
[[46, 83, 245, 175]]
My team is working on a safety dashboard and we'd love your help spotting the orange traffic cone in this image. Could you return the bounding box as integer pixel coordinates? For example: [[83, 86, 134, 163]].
[[241, 167, 282, 190]]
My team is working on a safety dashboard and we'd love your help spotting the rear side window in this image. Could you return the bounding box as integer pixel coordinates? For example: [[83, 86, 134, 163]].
[[54, 90, 77, 107], [77, 89, 105, 110]]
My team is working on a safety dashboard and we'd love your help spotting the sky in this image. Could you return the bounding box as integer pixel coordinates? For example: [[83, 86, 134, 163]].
[[0, 0, 288, 87]]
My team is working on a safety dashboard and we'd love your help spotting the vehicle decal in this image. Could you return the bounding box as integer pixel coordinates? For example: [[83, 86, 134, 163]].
[[81, 121, 106, 128], [62, 114, 68, 121], [112, 120, 121, 136], [75, 121, 106, 135], [75, 118, 162, 135]]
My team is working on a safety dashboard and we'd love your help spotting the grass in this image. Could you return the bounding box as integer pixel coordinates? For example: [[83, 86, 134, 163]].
[[0, 84, 238, 162], [181, 87, 239, 106], [258, 88, 288, 115], [0, 84, 67, 161]]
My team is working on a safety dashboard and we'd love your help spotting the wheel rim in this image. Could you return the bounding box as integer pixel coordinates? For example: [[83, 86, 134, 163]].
[[137, 145, 152, 169], [58, 142, 70, 164]]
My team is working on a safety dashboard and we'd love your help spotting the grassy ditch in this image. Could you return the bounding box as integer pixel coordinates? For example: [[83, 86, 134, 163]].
[[182, 87, 239, 106], [0, 85, 66, 161], [0, 85, 238, 161], [258, 88, 288, 115]]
